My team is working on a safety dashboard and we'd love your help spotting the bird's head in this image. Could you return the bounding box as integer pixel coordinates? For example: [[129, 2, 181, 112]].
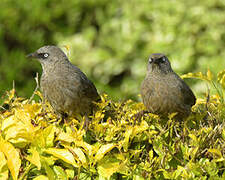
[[27, 45, 68, 66], [147, 53, 173, 74]]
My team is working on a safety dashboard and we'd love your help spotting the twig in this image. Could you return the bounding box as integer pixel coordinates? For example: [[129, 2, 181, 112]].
[[174, 126, 180, 138], [205, 85, 210, 112], [28, 73, 39, 103], [13, 80, 15, 90]]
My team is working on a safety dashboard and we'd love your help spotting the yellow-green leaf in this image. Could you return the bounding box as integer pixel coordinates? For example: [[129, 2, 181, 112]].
[[33, 175, 49, 180], [1, 108, 36, 147], [181, 72, 209, 81], [26, 147, 41, 170], [23, 103, 42, 119], [217, 70, 225, 89], [133, 120, 148, 135], [65, 169, 74, 179], [222, 129, 225, 140], [43, 125, 55, 148], [95, 144, 116, 162], [207, 69, 213, 81], [45, 148, 78, 167], [70, 147, 87, 164], [208, 149, 222, 158], [53, 166, 67, 180], [0, 137, 21, 180], [4, 89, 16, 104], [97, 156, 121, 178], [149, 150, 153, 160], [123, 127, 133, 152], [57, 131, 74, 143], [75, 141, 94, 156], [188, 134, 198, 145], [0, 151, 8, 180]]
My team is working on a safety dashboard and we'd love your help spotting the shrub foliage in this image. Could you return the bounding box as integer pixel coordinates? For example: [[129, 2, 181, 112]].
[[0, 70, 225, 179]]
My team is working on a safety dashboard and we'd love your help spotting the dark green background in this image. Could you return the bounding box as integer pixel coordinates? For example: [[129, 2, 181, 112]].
[[0, 0, 225, 101]]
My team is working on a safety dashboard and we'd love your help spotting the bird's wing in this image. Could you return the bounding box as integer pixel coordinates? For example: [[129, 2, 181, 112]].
[[179, 80, 196, 107], [79, 76, 100, 102], [65, 64, 100, 102], [141, 78, 155, 108]]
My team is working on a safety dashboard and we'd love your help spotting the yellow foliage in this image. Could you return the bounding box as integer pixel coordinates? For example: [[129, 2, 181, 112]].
[[0, 70, 224, 179], [0, 151, 8, 180], [0, 136, 21, 180]]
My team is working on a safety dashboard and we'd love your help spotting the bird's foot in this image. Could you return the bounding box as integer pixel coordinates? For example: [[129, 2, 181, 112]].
[[83, 115, 90, 131]]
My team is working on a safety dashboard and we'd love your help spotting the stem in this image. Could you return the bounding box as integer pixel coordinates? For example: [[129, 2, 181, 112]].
[[19, 163, 33, 180]]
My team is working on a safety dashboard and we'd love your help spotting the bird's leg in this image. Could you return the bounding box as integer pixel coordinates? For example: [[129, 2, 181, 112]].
[[62, 112, 68, 124], [41, 98, 48, 114], [133, 110, 149, 125], [83, 114, 90, 131], [56, 111, 68, 125]]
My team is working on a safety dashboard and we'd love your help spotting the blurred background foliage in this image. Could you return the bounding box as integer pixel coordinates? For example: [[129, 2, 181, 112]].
[[0, 0, 225, 101]]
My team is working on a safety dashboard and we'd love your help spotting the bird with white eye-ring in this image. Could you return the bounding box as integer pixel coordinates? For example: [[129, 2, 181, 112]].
[[133, 53, 196, 125], [142, 53, 196, 118], [43, 53, 49, 58], [26, 45, 100, 130]]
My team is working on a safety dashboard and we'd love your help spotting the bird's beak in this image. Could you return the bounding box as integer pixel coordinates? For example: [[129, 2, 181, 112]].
[[26, 52, 38, 58], [152, 58, 160, 64]]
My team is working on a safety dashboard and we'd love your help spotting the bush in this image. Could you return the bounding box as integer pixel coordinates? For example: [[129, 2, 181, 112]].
[[0, 70, 224, 179]]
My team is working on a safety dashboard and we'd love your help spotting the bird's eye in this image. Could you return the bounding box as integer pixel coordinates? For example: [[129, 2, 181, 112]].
[[43, 53, 49, 58], [149, 58, 153, 63], [161, 56, 166, 62], [38, 53, 49, 59]]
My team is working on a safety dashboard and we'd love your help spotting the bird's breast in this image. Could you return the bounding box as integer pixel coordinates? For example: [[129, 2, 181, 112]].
[[141, 74, 185, 115]]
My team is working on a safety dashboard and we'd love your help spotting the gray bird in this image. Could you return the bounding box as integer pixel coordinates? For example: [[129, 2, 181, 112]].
[[141, 53, 196, 118], [27, 45, 100, 128]]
